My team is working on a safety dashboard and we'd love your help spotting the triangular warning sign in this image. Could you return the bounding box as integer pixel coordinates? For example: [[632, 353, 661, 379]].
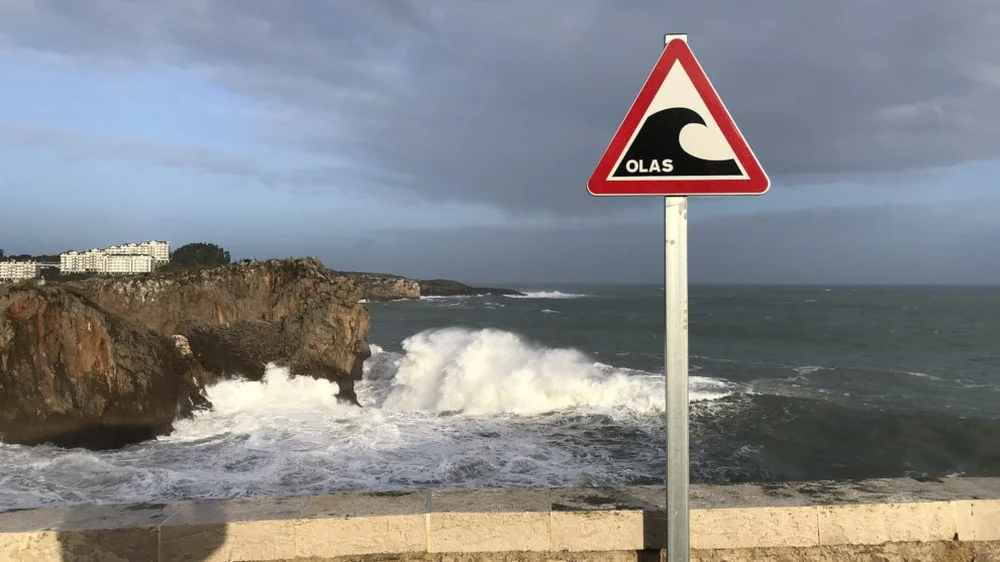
[[588, 38, 769, 196]]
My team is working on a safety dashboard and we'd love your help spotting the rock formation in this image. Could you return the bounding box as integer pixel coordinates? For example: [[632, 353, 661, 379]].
[[336, 271, 420, 302], [418, 279, 524, 297], [334, 271, 525, 301], [0, 255, 526, 450], [68, 258, 371, 403], [0, 285, 208, 449]]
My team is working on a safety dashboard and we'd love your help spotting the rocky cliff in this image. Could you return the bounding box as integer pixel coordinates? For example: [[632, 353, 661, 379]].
[[0, 285, 208, 449], [336, 272, 420, 302], [334, 271, 524, 300], [418, 279, 524, 297], [68, 258, 372, 403]]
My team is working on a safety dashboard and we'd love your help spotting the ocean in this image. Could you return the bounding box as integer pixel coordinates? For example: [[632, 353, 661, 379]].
[[1, 284, 998, 510]]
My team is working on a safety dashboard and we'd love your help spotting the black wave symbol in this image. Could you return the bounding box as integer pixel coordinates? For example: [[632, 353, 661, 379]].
[[613, 107, 742, 177]]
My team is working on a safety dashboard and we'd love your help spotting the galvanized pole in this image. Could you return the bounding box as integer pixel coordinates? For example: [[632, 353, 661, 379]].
[[663, 33, 690, 562]]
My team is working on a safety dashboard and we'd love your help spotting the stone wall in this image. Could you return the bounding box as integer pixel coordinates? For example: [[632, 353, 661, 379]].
[[3, 478, 1000, 561]]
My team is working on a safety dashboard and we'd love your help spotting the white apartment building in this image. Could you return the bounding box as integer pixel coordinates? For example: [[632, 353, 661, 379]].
[[105, 254, 154, 274], [105, 240, 170, 263], [59, 240, 170, 275], [0, 260, 42, 282], [60, 249, 107, 274]]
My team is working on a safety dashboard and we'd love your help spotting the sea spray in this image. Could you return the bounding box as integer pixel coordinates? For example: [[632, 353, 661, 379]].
[[505, 291, 589, 299], [370, 328, 659, 414], [0, 327, 731, 510], [364, 328, 733, 415]]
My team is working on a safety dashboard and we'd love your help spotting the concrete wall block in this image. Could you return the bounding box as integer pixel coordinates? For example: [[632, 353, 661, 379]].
[[227, 520, 298, 561], [550, 510, 645, 551], [295, 515, 427, 557], [158, 523, 227, 562], [32, 527, 158, 562], [429, 512, 551, 553], [292, 490, 428, 558], [1, 532, 59, 562], [157, 495, 306, 561], [954, 499, 1000, 542], [818, 501, 956, 545], [691, 506, 821, 549], [295, 514, 427, 558]]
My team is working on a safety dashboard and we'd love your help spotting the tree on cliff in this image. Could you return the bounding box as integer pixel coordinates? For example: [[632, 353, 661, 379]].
[[170, 243, 231, 267], [0, 248, 4, 260]]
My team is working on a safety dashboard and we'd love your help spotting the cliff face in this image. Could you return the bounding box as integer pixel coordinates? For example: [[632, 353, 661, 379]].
[[418, 279, 524, 297], [0, 285, 207, 449], [337, 272, 420, 302], [336, 271, 524, 300], [68, 258, 372, 402]]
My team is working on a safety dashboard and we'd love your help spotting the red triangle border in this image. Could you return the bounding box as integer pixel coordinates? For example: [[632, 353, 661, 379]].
[[587, 39, 769, 196]]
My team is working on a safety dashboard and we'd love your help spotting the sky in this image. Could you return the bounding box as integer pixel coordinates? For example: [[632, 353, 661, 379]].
[[0, 1, 999, 284]]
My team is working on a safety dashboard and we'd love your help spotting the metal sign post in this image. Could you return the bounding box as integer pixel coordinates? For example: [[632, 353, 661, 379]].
[[664, 194, 689, 561], [663, 32, 691, 562], [586, 31, 769, 562]]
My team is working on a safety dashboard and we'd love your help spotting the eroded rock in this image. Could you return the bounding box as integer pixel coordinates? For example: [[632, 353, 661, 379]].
[[0, 285, 207, 449], [337, 271, 421, 302], [69, 258, 372, 402]]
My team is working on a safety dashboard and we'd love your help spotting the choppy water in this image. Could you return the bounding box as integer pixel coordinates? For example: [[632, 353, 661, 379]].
[[2, 285, 999, 510]]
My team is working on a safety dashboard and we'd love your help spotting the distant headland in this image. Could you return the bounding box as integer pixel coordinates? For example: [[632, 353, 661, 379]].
[[0, 240, 525, 300]]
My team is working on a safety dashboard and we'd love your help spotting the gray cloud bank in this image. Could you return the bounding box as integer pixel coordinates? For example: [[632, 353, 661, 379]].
[[234, 201, 997, 285], [2, 0, 999, 215]]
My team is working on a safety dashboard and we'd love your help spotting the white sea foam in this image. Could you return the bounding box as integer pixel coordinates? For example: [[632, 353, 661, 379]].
[[506, 291, 588, 299], [364, 328, 732, 415], [897, 370, 942, 381], [373, 329, 650, 415], [0, 327, 734, 510], [789, 364, 941, 382]]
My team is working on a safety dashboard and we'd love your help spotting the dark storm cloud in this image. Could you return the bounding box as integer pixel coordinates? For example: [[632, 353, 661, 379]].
[[0, 121, 397, 196], [1, 0, 998, 214], [309, 200, 1000, 285]]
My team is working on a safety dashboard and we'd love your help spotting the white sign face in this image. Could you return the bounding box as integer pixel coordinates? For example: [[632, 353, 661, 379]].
[[588, 38, 769, 196], [608, 62, 748, 181]]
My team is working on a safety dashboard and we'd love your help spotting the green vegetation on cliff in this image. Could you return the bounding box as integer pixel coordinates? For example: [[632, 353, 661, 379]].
[[169, 242, 232, 268], [0, 250, 60, 262]]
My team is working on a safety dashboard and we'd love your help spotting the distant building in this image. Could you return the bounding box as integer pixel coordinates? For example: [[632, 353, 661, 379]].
[[105, 240, 170, 264], [60, 249, 107, 274], [105, 254, 155, 274], [0, 260, 42, 282], [59, 240, 170, 275]]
